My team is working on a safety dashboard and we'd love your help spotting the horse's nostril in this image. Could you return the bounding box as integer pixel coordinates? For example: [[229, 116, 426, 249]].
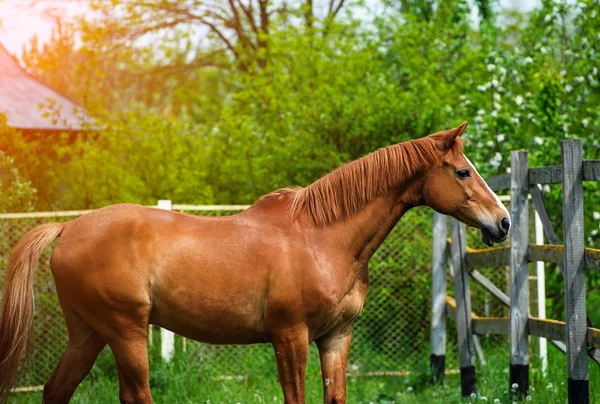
[[500, 217, 510, 232]]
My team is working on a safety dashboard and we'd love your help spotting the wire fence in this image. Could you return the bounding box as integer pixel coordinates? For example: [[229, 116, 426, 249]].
[[0, 204, 510, 389]]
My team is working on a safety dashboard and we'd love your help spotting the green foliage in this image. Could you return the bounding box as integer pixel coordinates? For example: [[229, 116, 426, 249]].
[[0, 151, 36, 213], [0, 119, 36, 212]]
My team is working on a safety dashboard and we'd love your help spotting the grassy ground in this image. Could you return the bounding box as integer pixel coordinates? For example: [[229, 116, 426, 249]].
[[9, 339, 600, 403]]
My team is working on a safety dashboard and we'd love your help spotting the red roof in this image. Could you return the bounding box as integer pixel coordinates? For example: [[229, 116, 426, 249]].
[[0, 43, 93, 131]]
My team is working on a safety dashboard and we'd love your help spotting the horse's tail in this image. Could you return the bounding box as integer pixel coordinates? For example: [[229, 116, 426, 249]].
[[0, 223, 63, 403]]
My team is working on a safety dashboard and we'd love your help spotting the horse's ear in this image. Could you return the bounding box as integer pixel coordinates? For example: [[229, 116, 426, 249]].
[[437, 122, 468, 150]]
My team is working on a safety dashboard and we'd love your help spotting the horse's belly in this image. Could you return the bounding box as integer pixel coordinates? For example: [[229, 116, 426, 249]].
[[149, 268, 269, 345], [150, 301, 269, 345], [150, 312, 268, 344]]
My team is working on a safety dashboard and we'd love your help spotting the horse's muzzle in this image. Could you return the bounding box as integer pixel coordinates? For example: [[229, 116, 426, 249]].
[[480, 217, 510, 247]]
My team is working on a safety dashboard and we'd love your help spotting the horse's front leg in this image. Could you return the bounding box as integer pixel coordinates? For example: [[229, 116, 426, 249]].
[[316, 329, 352, 404], [272, 328, 309, 404]]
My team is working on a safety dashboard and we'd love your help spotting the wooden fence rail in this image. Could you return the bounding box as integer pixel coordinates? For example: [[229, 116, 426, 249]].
[[431, 140, 599, 404]]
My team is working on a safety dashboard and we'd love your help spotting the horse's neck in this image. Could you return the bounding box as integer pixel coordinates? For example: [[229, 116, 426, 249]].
[[330, 178, 423, 264]]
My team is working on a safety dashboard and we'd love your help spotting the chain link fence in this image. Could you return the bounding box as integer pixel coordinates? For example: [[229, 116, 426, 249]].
[[0, 204, 511, 390]]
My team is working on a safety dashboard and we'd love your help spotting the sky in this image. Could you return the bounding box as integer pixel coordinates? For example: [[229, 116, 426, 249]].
[[0, 0, 541, 56]]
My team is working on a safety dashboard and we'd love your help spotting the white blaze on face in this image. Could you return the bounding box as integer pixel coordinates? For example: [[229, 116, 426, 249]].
[[464, 155, 510, 225]]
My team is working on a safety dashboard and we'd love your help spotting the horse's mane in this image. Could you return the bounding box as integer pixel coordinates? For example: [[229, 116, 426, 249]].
[[258, 132, 463, 226]]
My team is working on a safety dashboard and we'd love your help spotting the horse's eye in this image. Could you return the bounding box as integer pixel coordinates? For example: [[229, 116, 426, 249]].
[[456, 168, 471, 179]]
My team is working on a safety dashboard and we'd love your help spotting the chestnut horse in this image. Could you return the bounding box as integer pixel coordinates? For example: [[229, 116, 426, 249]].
[[0, 123, 509, 404]]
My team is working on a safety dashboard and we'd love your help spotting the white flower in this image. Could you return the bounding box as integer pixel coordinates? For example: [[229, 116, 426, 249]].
[[565, 84, 573, 92], [511, 117, 520, 124], [575, 76, 585, 83], [541, 47, 547, 54], [515, 95, 523, 106], [544, 14, 552, 22], [506, 167, 512, 174], [477, 85, 487, 92], [460, 95, 467, 100], [494, 93, 501, 101], [491, 79, 499, 87], [487, 140, 494, 147], [491, 110, 498, 118], [478, 109, 486, 115], [526, 396, 532, 401], [534, 136, 543, 145], [407, 386, 414, 392], [480, 397, 488, 402], [560, 70, 567, 76], [527, 113, 535, 120], [543, 184, 550, 193], [494, 102, 502, 111], [487, 64, 496, 72], [593, 212, 600, 220], [499, 67, 507, 76], [546, 382, 554, 389], [494, 400, 501, 404], [490, 152, 502, 168], [582, 118, 590, 128], [470, 392, 477, 399], [497, 134, 505, 142], [524, 56, 533, 64], [593, 67, 598, 75], [511, 383, 519, 390], [351, 364, 359, 371]]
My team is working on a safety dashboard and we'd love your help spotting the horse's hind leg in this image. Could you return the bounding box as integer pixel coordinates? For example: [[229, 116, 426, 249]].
[[43, 307, 106, 404]]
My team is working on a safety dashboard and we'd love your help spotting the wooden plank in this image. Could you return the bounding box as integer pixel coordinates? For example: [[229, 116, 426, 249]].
[[583, 160, 600, 181], [485, 174, 510, 192], [450, 219, 477, 397], [529, 185, 561, 245], [473, 317, 510, 336], [588, 327, 600, 349], [447, 296, 600, 366], [0, 209, 93, 219], [430, 212, 447, 385], [529, 318, 567, 342], [590, 349, 600, 364], [469, 269, 510, 306], [465, 246, 510, 269], [528, 244, 563, 264], [562, 139, 589, 402], [510, 150, 530, 396], [528, 165, 562, 185], [473, 335, 486, 365], [585, 248, 600, 271]]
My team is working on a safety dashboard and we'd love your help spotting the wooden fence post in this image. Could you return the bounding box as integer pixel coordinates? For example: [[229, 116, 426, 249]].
[[158, 199, 175, 362], [450, 218, 476, 397], [431, 212, 447, 385], [561, 140, 589, 404], [510, 150, 529, 397]]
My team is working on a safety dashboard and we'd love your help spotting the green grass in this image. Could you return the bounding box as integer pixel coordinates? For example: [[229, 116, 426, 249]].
[[9, 339, 600, 403]]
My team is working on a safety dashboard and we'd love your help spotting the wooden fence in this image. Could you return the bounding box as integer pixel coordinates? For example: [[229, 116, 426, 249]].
[[430, 139, 600, 404]]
